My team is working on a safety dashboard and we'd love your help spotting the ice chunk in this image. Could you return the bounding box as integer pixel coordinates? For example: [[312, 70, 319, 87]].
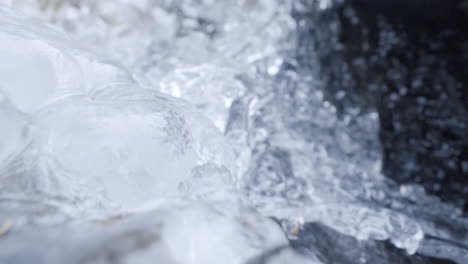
[[0, 4, 236, 216], [160, 64, 245, 132], [159, 202, 288, 264], [259, 203, 424, 255], [0, 4, 133, 113], [0, 201, 290, 264], [29, 87, 236, 212], [0, 27, 79, 112]]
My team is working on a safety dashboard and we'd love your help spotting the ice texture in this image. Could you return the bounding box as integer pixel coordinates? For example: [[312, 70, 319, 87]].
[[0, 6, 304, 264], [0, 91, 32, 172], [0, 201, 296, 264], [0, 5, 132, 113], [0, 4, 236, 217], [1, 1, 468, 264], [32, 89, 236, 211], [160, 64, 246, 132]]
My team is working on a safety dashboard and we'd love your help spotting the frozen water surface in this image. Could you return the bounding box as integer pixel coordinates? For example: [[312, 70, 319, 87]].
[[0, 1, 467, 264]]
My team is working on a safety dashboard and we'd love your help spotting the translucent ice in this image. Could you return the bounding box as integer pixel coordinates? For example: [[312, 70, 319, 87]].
[[160, 64, 246, 132], [0, 5, 236, 216], [0, 4, 132, 113], [2, 1, 468, 264], [32, 88, 236, 211], [0, 201, 294, 264], [5, 0, 294, 129]]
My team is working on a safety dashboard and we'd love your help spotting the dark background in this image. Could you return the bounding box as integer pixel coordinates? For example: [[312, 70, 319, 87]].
[[301, 0, 468, 210]]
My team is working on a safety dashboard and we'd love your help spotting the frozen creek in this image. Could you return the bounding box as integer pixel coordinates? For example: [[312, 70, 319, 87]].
[[0, 1, 467, 264]]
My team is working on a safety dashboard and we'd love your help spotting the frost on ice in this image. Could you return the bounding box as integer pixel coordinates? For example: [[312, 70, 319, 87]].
[[0, 4, 236, 214], [0, 5, 305, 263]]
